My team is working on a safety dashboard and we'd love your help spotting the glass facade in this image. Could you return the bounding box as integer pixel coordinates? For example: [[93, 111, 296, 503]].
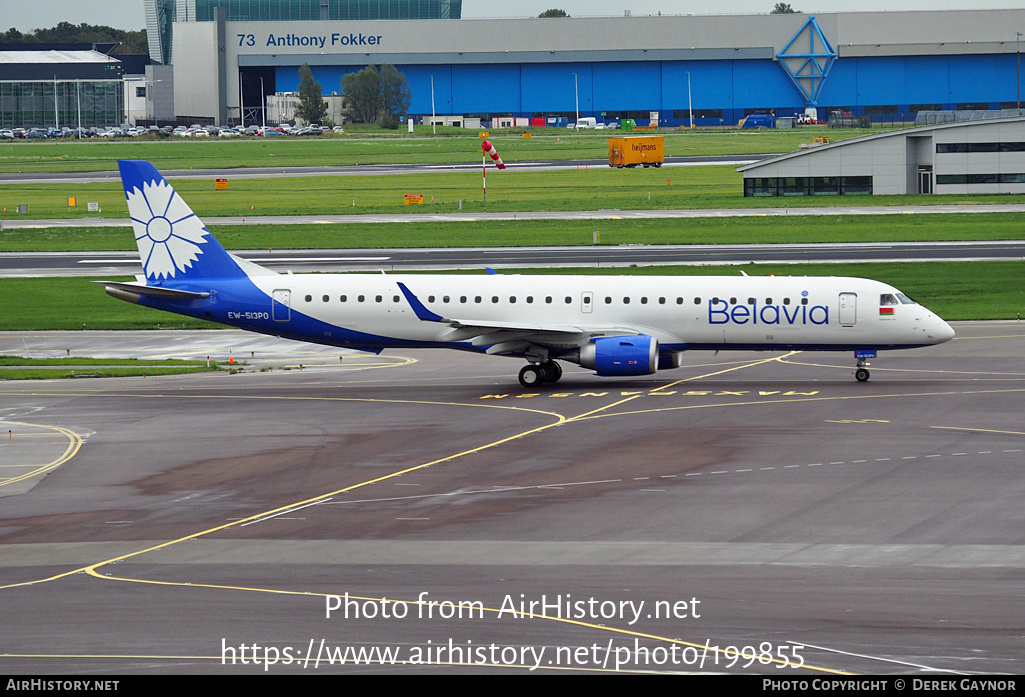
[[0, 81, 124, 128], [744, 176, 873, 197], [191, 0, 462, 21]]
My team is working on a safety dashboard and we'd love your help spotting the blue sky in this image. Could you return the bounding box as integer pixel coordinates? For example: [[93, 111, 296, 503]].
[[5, 1, 1025, 33]]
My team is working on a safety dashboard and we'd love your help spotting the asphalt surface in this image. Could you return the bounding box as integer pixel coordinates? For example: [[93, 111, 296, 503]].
[[8, 203, 1025, 230], [1, 323, 1023, 674], [3, 241, 1024, 277]]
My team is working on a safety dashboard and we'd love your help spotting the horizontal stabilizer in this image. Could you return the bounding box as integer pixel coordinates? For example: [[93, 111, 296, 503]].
[[93, 280, 210, 303]]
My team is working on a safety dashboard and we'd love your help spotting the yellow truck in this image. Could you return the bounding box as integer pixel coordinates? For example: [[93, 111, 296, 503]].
[[799, 136, 834, 150], [608, 136, 664, 168]]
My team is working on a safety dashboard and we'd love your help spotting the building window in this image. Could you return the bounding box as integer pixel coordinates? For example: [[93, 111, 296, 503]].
[[937, 142, 1025, 153], [812, 177, 841, 196]]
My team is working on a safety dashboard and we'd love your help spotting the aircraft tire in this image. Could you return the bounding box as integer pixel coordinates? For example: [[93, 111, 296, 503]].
[[519, 364, 543, 388], [539, 361, 562, 383], [855, 368, 870, 382]]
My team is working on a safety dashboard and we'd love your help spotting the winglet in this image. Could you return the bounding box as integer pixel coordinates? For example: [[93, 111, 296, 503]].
[[397, 282, 445, 322], [485, 267, 497, 275]]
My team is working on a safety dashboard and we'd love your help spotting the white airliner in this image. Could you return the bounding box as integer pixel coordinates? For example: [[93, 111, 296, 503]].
[[100, 160, 955, 386]]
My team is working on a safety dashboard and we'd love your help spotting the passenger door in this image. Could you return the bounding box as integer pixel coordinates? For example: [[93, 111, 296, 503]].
[[272, 289, 291, 322]]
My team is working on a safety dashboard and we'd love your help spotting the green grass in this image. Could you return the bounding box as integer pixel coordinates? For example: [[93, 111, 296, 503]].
[[0, 277, 212, 331], [0, 127, 882, 173], [7, 165, 1025, 223], [0, 263, 1019, 332], [0, 355, 222, 380], [3, 212, 1024, 253]]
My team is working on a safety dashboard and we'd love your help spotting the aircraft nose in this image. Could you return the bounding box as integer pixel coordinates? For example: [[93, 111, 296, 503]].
[[931, 317, 956, 343]]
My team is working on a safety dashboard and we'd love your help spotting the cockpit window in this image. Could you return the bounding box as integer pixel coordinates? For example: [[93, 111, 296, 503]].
[[880, 293, 898, 306], [896, 292, 917, 305]]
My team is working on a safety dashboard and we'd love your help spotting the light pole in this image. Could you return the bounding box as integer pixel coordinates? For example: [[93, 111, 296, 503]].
[[146, 78, 163, 128], [1018, 32, 1022, 111], [260, 76, 266, 128], [430, 74, 436, 134], [573, 72, 579, 129], [686, 71, 693, 129]]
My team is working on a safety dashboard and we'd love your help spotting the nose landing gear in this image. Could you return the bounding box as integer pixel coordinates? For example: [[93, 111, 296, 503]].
[[853, 349, 875, 382]]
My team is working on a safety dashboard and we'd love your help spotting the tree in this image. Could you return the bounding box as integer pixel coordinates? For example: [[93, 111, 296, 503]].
[[342, 64, 411, 128], [342, 65, 382, 125], [0, 22, 147, 54], [380, 64, 411, 126], [295, 63, 328, 126], [771, 3, 798, 13], [538, 9, 569, 17]]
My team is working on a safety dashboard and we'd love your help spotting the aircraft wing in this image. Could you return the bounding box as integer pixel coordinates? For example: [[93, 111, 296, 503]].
[[397, 281, 643, 354]]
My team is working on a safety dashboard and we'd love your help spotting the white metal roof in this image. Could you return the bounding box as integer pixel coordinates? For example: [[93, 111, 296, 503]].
[[0, 50, 119, 65]]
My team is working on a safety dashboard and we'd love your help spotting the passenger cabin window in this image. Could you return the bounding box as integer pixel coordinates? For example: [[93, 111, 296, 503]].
[[475, 296, 482, 303], [376, 295, 383, 302], [605, 297, 612, 304], [801, 298, 808, 305], [545, 296, 553, 304], [323, 295, 329, 302], [692, 298, 699, 305], [358, 295, 365, 302], [460, 296, 467, 303], [340, 295, 347, 302], [565, 296, 572, 304], [492, 296, 499, 303], [304, 295, 312, 302]]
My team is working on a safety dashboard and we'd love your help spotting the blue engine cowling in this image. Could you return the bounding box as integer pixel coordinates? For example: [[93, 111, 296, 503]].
[[578, 335, 659, 376]]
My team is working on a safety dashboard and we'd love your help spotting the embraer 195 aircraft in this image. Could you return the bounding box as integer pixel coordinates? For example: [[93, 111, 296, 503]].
[[100, 160, 955, 387]]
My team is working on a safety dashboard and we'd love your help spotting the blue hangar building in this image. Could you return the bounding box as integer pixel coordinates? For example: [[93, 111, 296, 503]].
[[168, 9, 1025, 126]]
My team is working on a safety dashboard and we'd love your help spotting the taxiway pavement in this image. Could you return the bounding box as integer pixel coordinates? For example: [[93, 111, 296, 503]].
[[0, 323, 1023, 674]]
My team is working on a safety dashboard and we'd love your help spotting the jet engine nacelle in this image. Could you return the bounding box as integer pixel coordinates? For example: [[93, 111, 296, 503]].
[[578, 335, 659, 376]]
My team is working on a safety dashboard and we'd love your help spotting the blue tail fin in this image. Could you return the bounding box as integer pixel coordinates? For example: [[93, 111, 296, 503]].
[[119, 160, 244, 282]]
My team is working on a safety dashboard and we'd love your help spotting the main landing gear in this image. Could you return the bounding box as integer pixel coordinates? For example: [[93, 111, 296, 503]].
[[518, 360, 563, 388]]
